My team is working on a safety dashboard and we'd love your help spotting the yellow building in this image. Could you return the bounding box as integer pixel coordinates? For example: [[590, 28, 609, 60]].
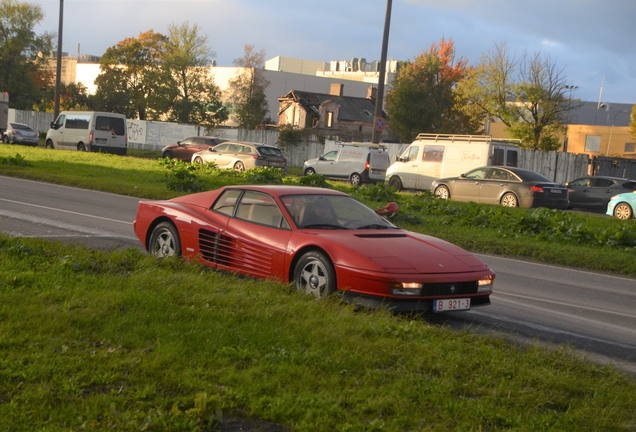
[[489, 101, 634, 158]]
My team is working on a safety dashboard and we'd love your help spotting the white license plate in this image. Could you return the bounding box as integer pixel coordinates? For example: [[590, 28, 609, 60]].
[[550, 189, 562, 194], [433, 298, 471, 312]]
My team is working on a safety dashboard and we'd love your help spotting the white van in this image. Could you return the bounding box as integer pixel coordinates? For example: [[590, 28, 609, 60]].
[[303, 144, 391, 185], [386, 133, 520, 191], [45, 111, 127, 155]]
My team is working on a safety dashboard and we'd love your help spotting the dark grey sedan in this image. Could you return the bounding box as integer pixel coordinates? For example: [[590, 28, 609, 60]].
[[431, 166, 569, 209], [566, 176, 636, 211]]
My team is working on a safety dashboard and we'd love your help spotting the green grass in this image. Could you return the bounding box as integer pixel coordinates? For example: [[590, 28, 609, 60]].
[[1, 145, 636, 430]]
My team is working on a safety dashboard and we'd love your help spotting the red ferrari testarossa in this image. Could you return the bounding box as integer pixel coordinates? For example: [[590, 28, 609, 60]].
[[134, 185, 495, 312]]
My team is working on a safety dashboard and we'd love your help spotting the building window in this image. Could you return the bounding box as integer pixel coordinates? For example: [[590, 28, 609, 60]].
[[585, 135, 601, 153], [326, 111, 333, 128], [625, 142, 636, 154]]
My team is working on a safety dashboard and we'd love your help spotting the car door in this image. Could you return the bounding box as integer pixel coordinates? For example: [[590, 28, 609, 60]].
[[589, 178, 619, 210], [206, 143, 230, 167], [397, 145, 421, 189], [224, 191, 293, 281], [172, 137, 196, 161], [451, 167, 490, 202], [480, 168, 510, 204], [313, 150, 338, 176], [567, 177, 593, 209]]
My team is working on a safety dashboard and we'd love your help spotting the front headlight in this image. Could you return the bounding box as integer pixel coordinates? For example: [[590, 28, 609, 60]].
[[391, 282, 423, 296], [477, 274, 495, 292]]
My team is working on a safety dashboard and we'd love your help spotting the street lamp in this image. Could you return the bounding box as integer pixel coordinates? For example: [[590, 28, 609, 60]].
[[606, 110, 629, 156], [54, 0, 64, 119]]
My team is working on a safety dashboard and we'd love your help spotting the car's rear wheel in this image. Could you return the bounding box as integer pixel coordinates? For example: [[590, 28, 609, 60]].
[[294, 251, 336, 299], [77, 143, 86, 151], [501, 193, 518, 207], [193, 156, 204, 164], [614, 202, 633, 220], [149, 222, 181, 258], [434, 185, 450, 199], [388, 176, 402, 191], [234, 161, 245, 172], [304, 167, 316, 175], [350, 172, 361, 186]]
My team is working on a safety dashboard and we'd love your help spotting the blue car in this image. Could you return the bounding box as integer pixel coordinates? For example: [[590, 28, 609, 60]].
[[607, 192, 636, 219]]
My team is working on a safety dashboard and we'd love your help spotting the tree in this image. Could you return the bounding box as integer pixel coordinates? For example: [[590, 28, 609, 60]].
[[385, 38, 479, 142], [94, 30, 171, 120], [455, 42, 581, 150], [0, 0, 53, 110], [163, 21, 227, 127], [228, 45, 269, 129]]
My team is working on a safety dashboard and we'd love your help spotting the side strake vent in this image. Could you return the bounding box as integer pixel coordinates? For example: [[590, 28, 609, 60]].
[[199, 229, 233, 266]]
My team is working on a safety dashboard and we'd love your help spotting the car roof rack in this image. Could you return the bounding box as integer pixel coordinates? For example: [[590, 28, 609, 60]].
[[414, 133, 522, 145]]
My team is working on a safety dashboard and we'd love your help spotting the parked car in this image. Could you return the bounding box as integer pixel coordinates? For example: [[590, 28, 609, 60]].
[[2, 122, 39, 146], [191, 141, 287, 171], [566, 176, 636, 212], [607, 192, 636, 220], [431, 166, 569, 209], [161, 136, 227, 161], [134, 185, 495, 313], [303, 144, 390, 185]]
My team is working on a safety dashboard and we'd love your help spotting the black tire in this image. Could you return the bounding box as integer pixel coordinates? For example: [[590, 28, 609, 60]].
[[148, 222, 181, 258], [614, 202, 633, 220], [2, 135, 8, 144], [501, 192, 518, 207], [350, 172, 362, 186], [45, 139, 54, 149], [434, 185, 450, 200], [77, 143, 86, 151], [162, 150, 173, 159], [234, 161, 245, 172], [388, 176, 403, 191], [304, 168, 316, 176], [294, 251, 336, 299]]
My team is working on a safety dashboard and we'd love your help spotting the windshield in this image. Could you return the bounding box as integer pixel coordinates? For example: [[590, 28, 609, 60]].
[[281, 194, 396, 230]]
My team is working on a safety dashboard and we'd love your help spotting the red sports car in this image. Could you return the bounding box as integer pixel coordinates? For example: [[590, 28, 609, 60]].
[[134, 185, 495, 312]]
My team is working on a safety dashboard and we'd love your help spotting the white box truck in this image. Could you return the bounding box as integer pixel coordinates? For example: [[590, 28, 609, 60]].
[[45, 111, 128, 155], [386, 133, 521, 191]]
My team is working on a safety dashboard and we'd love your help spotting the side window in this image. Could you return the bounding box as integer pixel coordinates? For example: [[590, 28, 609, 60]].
[[488, 169, 509, 181], [66, 115, 90, 129], [214, 144, 229, 152], [422, 145, 444, 162], [228, 144, 242, 153], [405, 146, 419, 162], [492, 148, 504, 166], [322, 151, 338, 161], [506, 150, 518, 167], [466, 168, 490, 179], [236, 191, 288, 229], [593, 179, 613, 188], [569, 178, 591, 187], [212, 189, 243, 216]]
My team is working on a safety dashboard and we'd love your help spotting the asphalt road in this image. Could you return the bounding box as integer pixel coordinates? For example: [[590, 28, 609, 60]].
[[2, 175, 635, 374]]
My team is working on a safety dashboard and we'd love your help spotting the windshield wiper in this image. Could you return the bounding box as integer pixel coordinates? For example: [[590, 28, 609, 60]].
[[301, 223, 349, 230], [355, 224, 394, 230]]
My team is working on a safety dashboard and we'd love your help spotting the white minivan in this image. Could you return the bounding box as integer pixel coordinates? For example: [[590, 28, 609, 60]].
[[46, 111, 128, 155], [386, 133, 520, 191], [303, 144, 391, 185]]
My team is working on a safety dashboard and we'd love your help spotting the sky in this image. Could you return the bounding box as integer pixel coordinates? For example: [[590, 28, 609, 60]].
[[32, 0, 636, 105]]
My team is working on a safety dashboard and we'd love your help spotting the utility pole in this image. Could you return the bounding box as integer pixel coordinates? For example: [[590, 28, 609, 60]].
[[371, 0, 392, 144], [54, 0, 64, 119]]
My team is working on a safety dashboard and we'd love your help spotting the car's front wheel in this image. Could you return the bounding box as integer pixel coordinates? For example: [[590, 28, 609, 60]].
[[162, 150, 173, 159], [434, 185, 450, 199], [388, 176, 402, 191], [149, 222, 181, 258], [2, 135, 8, 143], [501, 192, 518, 207], [304, 167, 316, 175], [193, 156, 204, 164], [614, 202, 633, 220], [45, 139, 54, 149], [294, 251, 336, 299]]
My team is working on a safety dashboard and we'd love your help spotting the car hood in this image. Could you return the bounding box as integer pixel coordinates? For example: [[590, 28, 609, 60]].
[[316, 230, 489, 274]]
